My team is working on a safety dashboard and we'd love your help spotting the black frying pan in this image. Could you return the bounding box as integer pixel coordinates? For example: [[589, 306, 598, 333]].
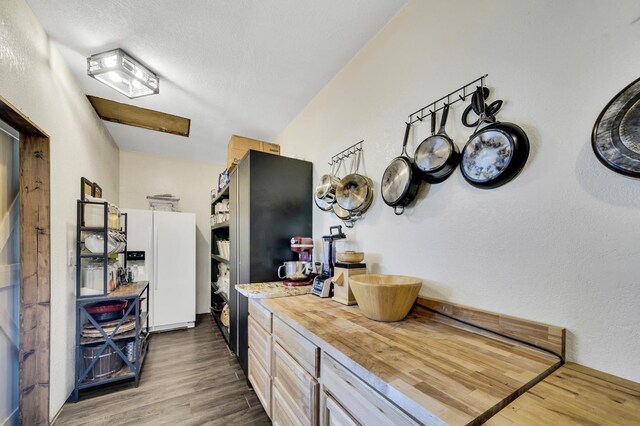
[[462, 87, 503, 128], [414, 103, 460, 183], [460, 87, 530, 189], [381, 123, 422, 215]]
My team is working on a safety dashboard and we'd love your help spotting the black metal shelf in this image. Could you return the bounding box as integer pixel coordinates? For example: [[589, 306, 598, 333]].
[[211, 222, 229, 230], [74, 198, 148, 403], [211, 282, 228, 303], [79, 251, 125, 258], [210, 308, 230, 346], [81, 226, 125, 233], [211, 184, 230, 205], [211, 254, 229, 264]]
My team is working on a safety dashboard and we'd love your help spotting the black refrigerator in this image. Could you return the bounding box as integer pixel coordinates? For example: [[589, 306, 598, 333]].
[[229, 150, 312, 375]]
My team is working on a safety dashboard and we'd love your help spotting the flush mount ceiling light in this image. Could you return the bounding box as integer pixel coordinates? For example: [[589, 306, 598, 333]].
[[87, 48, 159, 98]]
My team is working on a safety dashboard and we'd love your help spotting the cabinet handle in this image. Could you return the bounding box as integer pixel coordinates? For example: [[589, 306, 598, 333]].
[[154, 225, 159, 290]]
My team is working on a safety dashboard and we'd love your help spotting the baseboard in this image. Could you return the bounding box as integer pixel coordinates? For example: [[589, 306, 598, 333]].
[[151, 321, 195, 332]]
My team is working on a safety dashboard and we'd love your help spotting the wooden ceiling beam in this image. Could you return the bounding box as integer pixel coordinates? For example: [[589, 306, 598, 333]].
[[87, 95, 190, 137]]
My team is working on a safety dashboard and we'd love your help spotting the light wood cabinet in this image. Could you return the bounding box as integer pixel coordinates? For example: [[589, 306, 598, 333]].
[[273, 342, 319, 425], [248, 301, 414, 426], [248, 349, 271, 417], [320, 353, 418, 426], [248, 316, 271, 374], [272, 386, 304, 426], [247, 299, 273, 418], [249, 298, 272, 332], [322, 393, 359, 426], [273, 316, 319, 377]]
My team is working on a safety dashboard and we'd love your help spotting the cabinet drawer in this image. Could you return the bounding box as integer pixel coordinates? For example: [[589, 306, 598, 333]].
[[273, 342, 319, 425], [321, 353, 417, 426], [322, 393, 360, 426], [273, 386, 303, 426], [273, 316, 319, 377], [248, 316, 272, 374], [249, 298, 272, 332], [248, 349, 271, 418]]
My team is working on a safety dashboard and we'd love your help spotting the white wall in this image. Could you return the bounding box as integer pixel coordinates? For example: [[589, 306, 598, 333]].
[[0, 0, 121, 418], [119, 150, 222, 314], [277, 0, 640, 382]]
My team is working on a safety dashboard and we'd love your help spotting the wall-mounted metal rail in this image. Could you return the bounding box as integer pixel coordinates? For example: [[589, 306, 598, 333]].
[[407, 74, 488, 125], [328, 140, 364, 166]]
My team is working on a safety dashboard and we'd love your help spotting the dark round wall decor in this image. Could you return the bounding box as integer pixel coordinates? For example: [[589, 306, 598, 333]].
[[592, 76, 640, 178]]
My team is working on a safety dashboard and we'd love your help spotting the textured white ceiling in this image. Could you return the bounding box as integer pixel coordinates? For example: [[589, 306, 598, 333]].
[[25, 0, 407, 164]]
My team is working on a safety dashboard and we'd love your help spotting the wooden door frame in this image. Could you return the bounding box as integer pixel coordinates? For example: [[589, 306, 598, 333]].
[[0, 95, 51, 425]]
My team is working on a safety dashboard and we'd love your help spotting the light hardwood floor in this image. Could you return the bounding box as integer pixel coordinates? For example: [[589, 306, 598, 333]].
[[54, 315, 271, 425]]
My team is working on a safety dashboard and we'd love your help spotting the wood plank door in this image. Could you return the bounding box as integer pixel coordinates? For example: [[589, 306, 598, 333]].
[[0, 121, 20, 426], [1, 94, 51, 425]]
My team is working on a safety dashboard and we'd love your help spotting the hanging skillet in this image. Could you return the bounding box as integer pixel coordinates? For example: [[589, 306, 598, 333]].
[[381, 123, 422, 215], [592, 75, 640, 178], [460, 87, 530, 189], [414, 103, 460, 183]]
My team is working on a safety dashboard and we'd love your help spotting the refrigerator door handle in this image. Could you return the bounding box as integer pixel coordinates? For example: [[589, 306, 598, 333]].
[[154, 225, 159, 291]]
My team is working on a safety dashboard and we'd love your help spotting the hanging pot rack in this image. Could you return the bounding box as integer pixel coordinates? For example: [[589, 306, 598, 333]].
[[328, 140, 364, 166], [406, 74, 488, 125]]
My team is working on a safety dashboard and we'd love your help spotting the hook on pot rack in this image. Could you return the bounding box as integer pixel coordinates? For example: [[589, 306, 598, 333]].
[[406, 74, 489, 126], [328, 140, 364, 166]]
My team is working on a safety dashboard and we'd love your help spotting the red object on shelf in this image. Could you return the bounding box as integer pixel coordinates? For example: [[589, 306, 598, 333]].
[[85, 300, 127, 314]]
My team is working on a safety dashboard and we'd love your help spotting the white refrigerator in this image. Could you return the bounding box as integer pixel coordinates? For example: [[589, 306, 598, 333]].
[[122, 209, 196, 331]]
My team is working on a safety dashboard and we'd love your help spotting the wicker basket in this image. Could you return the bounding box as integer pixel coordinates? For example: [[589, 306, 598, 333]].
[[221, 304, 230, 327]]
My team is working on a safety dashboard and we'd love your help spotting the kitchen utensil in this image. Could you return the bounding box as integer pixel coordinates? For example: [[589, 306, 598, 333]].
[[312, 225, 347, 298], [277, 261, 312, 281], [414, 103, 460, 183], [460, 87, 530, 189], [336, 251, 364, 263], [335, 150, 374, 215], [461, 87, 503, 127], [281, 236, 316, 286], [381, 123, 422, 215], [348, 274, 422, 322], [331, 263, 367, 306], [84, 231, 127, 254], [314, 192, 333, 212], [336, 173, 373, 212], [592, 76, 640, 178], [332, 203, 360, 228], [315, 161, 340, 204]]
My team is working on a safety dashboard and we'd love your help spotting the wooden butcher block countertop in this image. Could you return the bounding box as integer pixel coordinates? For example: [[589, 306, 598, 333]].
[[262, 295, 562, 425], [487, 363, 640, 425]]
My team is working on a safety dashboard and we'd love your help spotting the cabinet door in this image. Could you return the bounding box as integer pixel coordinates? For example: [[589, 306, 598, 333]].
[[273, 386, 303, 426], [321, 353, 417, 426], [273, 342, 319, 426], [323, 393, 360, 426], [273, 316, 319, 377], [248, 316, 272, 374], [248, 349, 271, 418]]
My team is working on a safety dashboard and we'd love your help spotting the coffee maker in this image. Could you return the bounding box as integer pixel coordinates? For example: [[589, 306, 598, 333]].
[[312, 226, 346, 297], [278, 236, 315, 286]]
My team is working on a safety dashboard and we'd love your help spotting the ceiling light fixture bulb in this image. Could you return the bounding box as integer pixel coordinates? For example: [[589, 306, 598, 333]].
[[87, 48, 159, 98]]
